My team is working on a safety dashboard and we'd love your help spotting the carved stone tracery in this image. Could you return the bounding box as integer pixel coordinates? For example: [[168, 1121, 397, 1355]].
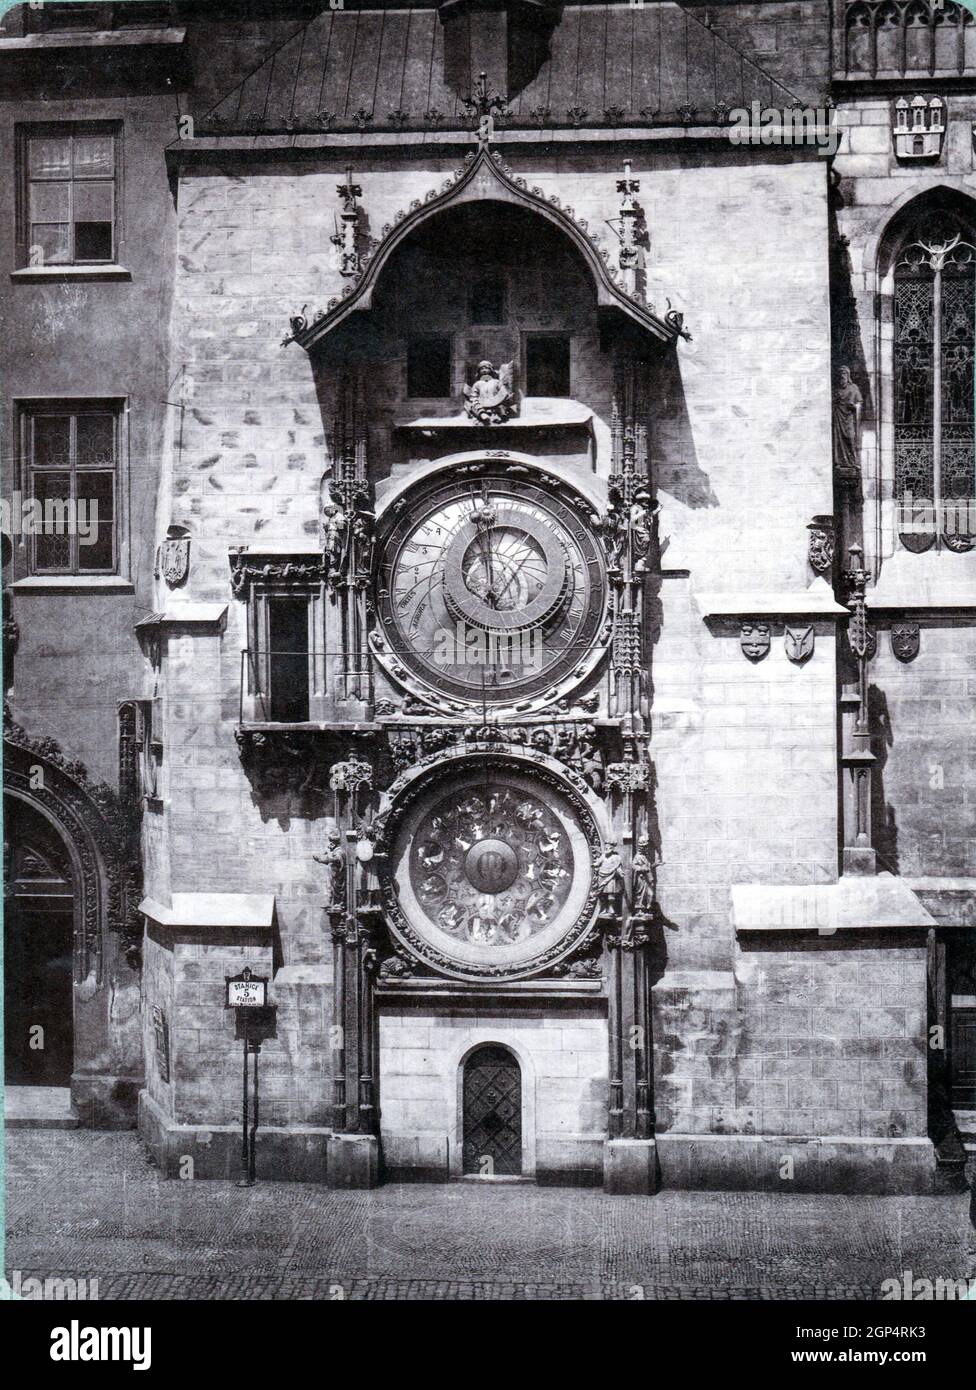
[[3, 703, 142, 973]]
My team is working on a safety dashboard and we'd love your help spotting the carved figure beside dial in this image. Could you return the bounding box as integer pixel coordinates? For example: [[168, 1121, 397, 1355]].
[[376, 468, 608, 710]]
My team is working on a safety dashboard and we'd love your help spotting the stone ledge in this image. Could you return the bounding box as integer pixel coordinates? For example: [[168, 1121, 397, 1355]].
[[868, 549, 976, 611], [4, 1085, 78, 1130], [165, 124, 782, 160], [732, 873, 936, 935], [376, 978, 603, 1000], [907, 878, 976, 927], [13, 575, 134, 594], [656, 1133, 941, 1194], [135, 604, 227, 632], [393, 399, 594, 430], [696, 578, 848, 619], [0, 28, 186, 52], [10, 265, 131, 283], [141, 893, 275, 931]]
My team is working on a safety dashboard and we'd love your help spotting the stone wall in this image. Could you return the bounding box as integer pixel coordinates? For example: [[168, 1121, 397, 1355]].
[[681, 0, 832, 107], [869, 620, 976, 880], [378, 1001, 607, 1182], [167, 146, 832, 599], [654, 946, 928, 1141], [833, 97, 976, 883]]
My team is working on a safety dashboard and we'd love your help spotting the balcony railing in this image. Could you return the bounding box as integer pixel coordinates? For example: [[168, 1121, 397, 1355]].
[[238, 647, 373, 726], [836, 0, 976, 82]]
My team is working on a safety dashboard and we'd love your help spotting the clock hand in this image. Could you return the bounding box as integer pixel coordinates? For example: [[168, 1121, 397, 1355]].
[[483, 504, 496, 603], [472, 501, 497, 607]]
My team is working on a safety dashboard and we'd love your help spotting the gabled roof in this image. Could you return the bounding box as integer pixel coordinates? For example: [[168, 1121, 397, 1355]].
[[291, 142, 677, 350], [198, 2, 801, 134]]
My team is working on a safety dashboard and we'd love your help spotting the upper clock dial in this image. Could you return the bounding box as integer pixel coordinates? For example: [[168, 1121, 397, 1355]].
[[377, 470, 607, 704]]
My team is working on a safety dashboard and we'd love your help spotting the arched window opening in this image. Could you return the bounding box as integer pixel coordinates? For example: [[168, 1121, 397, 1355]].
[[891, 204, 976, 552]]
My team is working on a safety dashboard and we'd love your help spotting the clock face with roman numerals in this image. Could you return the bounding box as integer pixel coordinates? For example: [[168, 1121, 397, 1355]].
[[376, 468, 608, 708]]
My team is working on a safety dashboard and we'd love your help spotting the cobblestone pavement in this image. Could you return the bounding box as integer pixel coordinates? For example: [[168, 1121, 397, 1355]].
[[4, 1132, 975, 1300]]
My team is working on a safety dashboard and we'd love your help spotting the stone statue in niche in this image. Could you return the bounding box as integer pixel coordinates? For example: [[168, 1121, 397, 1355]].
[[630, 488, 655, 573], [630, 836, 656, 922], [833, 366, 863, 479], [321, 502, 348, 577], [596, 842, 623, 915], [463, 360, 518, 424], [313, 828, 347, 911]]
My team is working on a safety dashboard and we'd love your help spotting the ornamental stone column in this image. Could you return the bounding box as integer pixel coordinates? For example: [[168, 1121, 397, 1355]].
[[324, 753, 381, 1188]]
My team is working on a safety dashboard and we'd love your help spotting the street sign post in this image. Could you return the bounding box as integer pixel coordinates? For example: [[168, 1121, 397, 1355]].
[[225, 967, 274, 1187]]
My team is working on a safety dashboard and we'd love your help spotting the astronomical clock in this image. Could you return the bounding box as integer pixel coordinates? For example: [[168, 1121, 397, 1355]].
[[372, 461, 614, 981], [373, 466, 610, 715]]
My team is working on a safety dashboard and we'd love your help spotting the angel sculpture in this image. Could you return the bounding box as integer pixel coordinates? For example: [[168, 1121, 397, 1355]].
[[463, 359, 518, 425]]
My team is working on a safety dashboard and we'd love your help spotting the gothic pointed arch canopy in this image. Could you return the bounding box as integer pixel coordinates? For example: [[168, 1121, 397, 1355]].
[[291, 144, 679, 352], [3, 704, 142, 976]]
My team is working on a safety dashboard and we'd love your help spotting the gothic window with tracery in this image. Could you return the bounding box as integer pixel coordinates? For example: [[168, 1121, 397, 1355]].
[[893, 208, 976, 552]]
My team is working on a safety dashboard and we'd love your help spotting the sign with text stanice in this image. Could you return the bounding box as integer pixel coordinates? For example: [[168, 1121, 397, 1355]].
[[224, 965, 273, 1187], [225, 966, 267, 1010]]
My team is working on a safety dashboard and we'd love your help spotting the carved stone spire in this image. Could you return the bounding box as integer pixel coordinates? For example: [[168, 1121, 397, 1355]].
[[463, 70, 508, 144]]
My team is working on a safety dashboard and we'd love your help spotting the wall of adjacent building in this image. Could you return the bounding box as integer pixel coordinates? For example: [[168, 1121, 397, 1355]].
[[833, 97, 976, 883]]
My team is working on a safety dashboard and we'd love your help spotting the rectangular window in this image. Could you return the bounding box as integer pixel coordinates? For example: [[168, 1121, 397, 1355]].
[[267, 596, 310, 723], [525, 334, 571, 396], [407, 335, 452, 399], [19, 124, 118, 267], [20, 401, 120, 576]]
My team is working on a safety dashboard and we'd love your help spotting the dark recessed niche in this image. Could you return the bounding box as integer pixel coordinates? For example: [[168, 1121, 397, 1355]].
[[407, 335, 453, 398], [526, 333, 570, 396], [470, 277, 506, 325]]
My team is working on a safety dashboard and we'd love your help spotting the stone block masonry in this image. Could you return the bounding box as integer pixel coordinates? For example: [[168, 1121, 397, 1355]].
[[378, 1004, 608, 1184]]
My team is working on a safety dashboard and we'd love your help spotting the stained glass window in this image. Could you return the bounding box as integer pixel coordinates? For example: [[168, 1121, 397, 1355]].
[[894, 215, 976, 552]]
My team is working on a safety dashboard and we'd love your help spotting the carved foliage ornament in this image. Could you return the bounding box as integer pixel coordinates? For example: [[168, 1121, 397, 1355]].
[[329, 754, 374, 795], [230, 554, 328, 598], [605, 761, 649, 795]]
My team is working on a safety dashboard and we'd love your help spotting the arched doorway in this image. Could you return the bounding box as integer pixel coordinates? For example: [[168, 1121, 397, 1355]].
[[4, 796, 75, 1086], [462, 1043, 522, 1176]]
